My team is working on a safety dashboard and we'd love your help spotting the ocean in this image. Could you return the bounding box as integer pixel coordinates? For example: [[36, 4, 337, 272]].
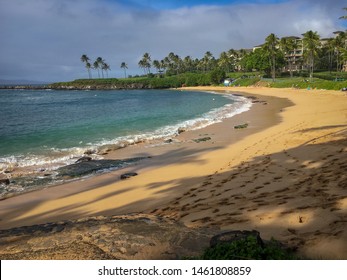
[[0, 89, 252, 196]]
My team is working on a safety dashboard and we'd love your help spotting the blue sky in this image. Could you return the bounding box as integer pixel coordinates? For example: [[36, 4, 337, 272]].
[[0, 0, 346, 82], [118, 0, 289, 9]]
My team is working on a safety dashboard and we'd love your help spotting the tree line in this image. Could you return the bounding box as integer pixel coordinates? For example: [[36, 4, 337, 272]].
[[80, 55, 111, 79], [80, 8, 347, 81]]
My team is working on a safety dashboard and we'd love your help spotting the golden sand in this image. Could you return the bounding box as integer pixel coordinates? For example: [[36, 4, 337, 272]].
[[0, 86, 346, 259]]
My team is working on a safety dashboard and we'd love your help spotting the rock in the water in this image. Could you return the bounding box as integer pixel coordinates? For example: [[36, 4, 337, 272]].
[[210, 230, 264, 248], [0, 178, 10, 185], [97, 144, 124, 155], [84, 149, 96, 155], [75, 156, 92, 163], [120, 172, 138, 180], [57, 158, 146, 178], [177, 127, 186, 134]]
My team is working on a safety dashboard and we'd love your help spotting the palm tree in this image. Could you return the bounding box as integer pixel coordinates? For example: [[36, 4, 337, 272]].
[[183, 56, 194, 72], [302, 30, 320, 81], [218, 51, 231, 73], [280, 37, 296, 78], [93, 61, 100, 78], [152, 60, 161, 75], [96, 57, 105, 78], [227, 49, 238, 72], [202, 51, 214, 72], [141, 53, 152, 74], [86, 62, 92, 79], [333, 32, 346, 77], [325, 38, 335, 73], [264, 33, 279, 81], [138, 59, 149, 74], [120, 62, 128, 78], [102, 62, 111, 78], [80, 54, 92, 79]]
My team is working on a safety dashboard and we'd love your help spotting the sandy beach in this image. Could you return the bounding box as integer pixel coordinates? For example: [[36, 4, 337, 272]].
[[0, 86, 346, 259]]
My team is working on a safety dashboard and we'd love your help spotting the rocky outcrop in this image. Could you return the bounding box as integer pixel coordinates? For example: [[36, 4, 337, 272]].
[[0, 214, 218, 260], [57, 158, 147, 178]]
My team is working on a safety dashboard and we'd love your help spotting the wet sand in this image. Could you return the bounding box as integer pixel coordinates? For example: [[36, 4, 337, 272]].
[[0, 86, 346, 259]]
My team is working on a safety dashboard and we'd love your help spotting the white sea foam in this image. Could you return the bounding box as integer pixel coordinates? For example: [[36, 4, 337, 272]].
[[0, 93, 252, 171]]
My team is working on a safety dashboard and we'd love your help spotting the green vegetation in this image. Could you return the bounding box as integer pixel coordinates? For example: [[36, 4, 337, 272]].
[[200, 236, 297, 260], [50, 71, 347, 90], [70, 9, 347, 91], [50, 73, 217, 89]]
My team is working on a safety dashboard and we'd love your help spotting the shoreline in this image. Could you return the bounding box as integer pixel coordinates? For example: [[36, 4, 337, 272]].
[[0, 86, 346, 259], [0, 90, 252, 199], [0, 89, 285, 223]]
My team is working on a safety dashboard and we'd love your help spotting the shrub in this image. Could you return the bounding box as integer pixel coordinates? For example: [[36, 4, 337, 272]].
[[201, 236, 296, 260]]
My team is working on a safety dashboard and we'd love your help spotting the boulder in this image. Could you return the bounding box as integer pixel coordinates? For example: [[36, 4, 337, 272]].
[[120, 172, 138, 180]]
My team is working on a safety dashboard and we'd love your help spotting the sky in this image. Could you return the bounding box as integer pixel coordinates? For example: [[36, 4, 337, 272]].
[[0, 0, 346, 83]]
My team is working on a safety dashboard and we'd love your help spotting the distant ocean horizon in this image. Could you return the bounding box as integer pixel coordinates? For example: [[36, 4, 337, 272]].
[[0, 89, 252, 195]]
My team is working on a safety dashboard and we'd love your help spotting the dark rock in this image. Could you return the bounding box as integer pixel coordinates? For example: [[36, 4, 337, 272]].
[[120, 172, 138, 180], [210, 230, 264, 248], [0, 178, 10, 185], [97, 144, 124, 155], [234, 123, 248, 129], [177, 127, 186, 134], [57, 158, 146, 178], [84, 149, 96, 155], [75, 156, 92, 163], [193, 137, 211, 143], [164, 139, 173, 143]]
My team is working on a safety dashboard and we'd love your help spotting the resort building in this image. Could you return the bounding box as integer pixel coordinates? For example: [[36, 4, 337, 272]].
[[252, 31, 347, 73], [282, 36, 304, 72]]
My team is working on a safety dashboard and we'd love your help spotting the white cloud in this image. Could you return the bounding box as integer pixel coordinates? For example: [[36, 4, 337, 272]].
[[0, 0, 346, 82]]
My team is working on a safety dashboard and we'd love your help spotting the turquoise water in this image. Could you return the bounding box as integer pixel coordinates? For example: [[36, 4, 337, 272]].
[[0, 89, 251, 170]]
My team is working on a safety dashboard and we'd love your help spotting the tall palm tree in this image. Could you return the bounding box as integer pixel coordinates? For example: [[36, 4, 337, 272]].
[[183, 56, 194, 72], [120, 62, 128, 78], [280, 37, 296, 78], [152, 60, 161, 74], [141, 53, 152, 74], [202, 51, 214, 72], [227, 49, 238, 72], [81, 54, 92, 79], [325, 38, 335, 73], [96, 57, 105, 78], [264, 33, 279, 81], [302, 30, 320, 81], [138, 59, 148, 74], [333, 32, 347, 77], [218, 51, 231, 73], [86, 62, 92, 79], [93, 61, 100, 78], [102, 62, 111, 78]]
